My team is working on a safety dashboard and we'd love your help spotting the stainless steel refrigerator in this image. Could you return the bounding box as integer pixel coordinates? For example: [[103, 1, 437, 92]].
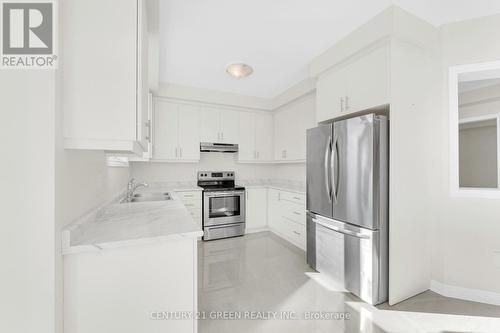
[[306, 113, 388, 305]]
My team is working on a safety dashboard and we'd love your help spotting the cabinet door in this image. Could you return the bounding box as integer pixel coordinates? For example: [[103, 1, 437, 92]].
[[267, 189, 281, 230], [255, 113, 273, 161], [200, 107, 220, 142], [220, 109, 239, 143], [154, 101, 178, 160], [346, 46, 389, 113], [238, 112, 256, 161], [137, 0, 149, 151], [290, 94, 316, 160], [274, 111, 287, 160], [63, 0, 138, 145], [316, 65, 348, 123], [178, 104, 200, 161], [246, 188, 268, 230]]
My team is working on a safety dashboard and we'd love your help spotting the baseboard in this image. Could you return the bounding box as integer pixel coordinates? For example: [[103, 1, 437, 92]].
[[430, 280, 500, 306]]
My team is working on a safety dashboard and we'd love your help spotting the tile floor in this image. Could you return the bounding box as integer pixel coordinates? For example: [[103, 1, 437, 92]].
[[198, 231, 500, 333]]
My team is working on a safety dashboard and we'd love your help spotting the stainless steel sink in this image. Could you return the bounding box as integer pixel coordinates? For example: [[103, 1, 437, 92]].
[[121, 192, 172, 203]]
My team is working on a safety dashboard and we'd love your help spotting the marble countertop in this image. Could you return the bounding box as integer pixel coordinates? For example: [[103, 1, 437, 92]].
[[62, 179, 303, 254], [63, 187, 203, 255]]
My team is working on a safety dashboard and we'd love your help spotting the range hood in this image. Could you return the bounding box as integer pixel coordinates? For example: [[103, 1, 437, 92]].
[[200, 142, 239, 153]]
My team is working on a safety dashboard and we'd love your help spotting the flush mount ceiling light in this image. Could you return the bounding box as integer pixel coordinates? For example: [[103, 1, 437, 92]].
[[226, 63, 253, 79]]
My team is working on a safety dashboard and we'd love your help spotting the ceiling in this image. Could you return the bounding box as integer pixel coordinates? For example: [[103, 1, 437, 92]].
[[159, 0, 500, 99]]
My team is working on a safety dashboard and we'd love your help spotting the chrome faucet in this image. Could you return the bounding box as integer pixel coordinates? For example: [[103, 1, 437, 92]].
[[126, 178, 149, 202]]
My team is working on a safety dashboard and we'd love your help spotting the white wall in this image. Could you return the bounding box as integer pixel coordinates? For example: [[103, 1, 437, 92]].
[[430, 14, 500, 296], [273, 164, 306, 182], [0, 71, 56, 333], [130, 153, 275, 182]]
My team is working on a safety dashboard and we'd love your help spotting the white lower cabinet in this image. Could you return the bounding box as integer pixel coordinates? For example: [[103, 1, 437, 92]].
[[64, 238, 198, 333], [267, 189, 306, 250], [245, 188, 268, 230], [175, 190, 202, 227]]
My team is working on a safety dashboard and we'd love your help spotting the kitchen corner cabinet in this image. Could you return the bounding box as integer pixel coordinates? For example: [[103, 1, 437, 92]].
[[154, 100, 200, 162], [200, 107, 239, 144], [63, 0, 150, 155], [246, 188, 268, 230], [316, 45, 390, 123], [238, 112, 273, 162], [274, 93, 316, 161]]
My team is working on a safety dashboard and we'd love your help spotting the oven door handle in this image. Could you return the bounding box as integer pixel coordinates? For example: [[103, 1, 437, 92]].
[[205, 191, 245, 197]]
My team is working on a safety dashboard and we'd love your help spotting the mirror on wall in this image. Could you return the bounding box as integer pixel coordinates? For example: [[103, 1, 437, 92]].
[[452, 64, 500, 194]]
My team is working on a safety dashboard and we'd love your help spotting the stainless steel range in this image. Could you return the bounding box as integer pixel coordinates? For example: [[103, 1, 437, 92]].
[[198, 171, 246, 241]]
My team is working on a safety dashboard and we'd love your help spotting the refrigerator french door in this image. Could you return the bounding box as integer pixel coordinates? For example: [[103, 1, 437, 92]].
[[306, 114, 388, 305]]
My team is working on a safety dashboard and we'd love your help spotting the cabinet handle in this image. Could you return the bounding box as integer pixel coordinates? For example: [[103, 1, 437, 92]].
[[180, 147, 183, 158], [145, 120, 152, 142], [293, 197, 300, 200], [257, 151, 259, 159], [293, 231, 301, 236], [284, 150, 287, 159], [340, 97, 344, 112], [175, 147, 178, 158], [345, 96, 349, 110], [293, 211, 301, 215], [221, 132, 224, 141]]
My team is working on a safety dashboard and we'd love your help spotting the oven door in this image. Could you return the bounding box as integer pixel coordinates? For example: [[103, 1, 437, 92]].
[[203, 190, 246, 227]]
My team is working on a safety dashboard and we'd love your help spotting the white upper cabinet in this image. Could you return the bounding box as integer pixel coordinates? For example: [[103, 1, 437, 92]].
[[254, 113, 274, 161], [238, 112, 256, 161], [63, 0, 150, 155], [200, 107, 220, 143], [220, 109, 240, 144], [274, 93, 316, 161], [238, 112, 273, 162], [154, 100, 200, 161], [316, 65, 349, 122], [154, 101, 178, 160], [200, 107, 239, 143], [316, 45, 390, 123], [177, 104, 201, 160]]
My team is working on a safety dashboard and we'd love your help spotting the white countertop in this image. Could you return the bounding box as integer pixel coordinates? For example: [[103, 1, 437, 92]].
[[62, 179, 303, 254], [62, 187, 203, 255]]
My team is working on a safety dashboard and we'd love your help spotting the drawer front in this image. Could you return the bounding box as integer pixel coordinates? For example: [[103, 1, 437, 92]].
[[281, 217, 306, 248], [279, 191, 305, 206], [182, 199, 201, 210], [175, 191, 201, 201], [280, 201, 306, 225]]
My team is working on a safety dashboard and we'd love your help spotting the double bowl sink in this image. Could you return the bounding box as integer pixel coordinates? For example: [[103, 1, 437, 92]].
[[121, 192, 172, 203]]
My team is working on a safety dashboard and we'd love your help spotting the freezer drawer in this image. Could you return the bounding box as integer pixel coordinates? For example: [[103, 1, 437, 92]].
[[307, 213, 388, 305]]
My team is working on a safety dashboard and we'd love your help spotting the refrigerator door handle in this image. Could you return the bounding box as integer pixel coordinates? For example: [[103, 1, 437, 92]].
[[324, 136, 332, 202], [332, 136, 340, 201], [312, 217, 370, 239]]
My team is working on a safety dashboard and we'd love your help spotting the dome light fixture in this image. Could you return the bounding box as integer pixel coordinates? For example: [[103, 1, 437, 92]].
[[226, 63, 253, 79]]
